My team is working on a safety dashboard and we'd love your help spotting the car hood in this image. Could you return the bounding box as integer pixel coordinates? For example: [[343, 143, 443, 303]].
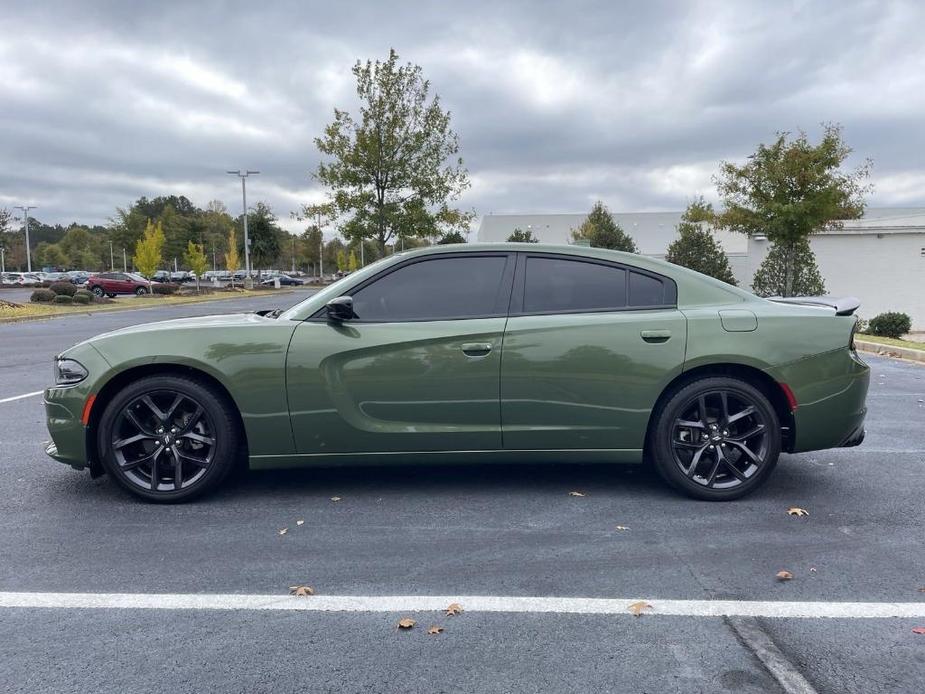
[[92, 312, 282, 340]]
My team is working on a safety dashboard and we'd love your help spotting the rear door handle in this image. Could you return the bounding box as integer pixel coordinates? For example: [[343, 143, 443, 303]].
[[640, 329, 671, 343], [461, 342, 493, 357]]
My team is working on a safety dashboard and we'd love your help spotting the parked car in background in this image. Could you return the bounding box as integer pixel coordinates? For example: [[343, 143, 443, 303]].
[[152, 270, 171, 283], [86, 272, 155, 297], [66, 271, 91, 285], [40, 271, 70, 283], [4, 272, 43, 285], [261, 274, 304, 286], [170, 271, 194, 283]]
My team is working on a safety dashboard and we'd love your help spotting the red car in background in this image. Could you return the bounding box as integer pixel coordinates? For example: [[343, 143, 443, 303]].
[[86, 272, 155, 297]]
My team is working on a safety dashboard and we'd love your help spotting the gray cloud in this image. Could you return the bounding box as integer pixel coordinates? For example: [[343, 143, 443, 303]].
[[1, 0, 923, 234]]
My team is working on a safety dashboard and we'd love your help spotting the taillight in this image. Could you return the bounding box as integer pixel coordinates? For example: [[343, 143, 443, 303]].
[[779, 383, 798, 412], [849, 318, 858, 351]]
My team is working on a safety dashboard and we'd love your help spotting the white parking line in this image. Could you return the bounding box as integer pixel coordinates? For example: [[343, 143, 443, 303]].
[[0, 391, 43, 404], [1, 592, 924, 618]]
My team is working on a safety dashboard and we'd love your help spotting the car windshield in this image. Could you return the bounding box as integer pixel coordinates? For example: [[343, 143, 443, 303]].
[[127, 273, 149, 282]]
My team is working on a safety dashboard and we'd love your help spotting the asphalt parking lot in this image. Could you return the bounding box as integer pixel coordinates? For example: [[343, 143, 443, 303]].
[[1, 294, 924, 693]]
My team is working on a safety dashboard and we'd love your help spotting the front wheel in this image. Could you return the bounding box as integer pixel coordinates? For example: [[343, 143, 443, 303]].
[[135, 286, 148, 296], [97, 374, 240, 502], [91, 285, 104, 297], [650, 377, 781, 501]]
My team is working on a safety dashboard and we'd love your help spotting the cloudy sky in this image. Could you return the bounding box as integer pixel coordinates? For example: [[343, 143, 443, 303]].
[[1, 0, 924, 235]]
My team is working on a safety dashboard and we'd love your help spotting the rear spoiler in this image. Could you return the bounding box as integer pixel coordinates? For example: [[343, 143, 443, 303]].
[[767, 296, 861, 316]]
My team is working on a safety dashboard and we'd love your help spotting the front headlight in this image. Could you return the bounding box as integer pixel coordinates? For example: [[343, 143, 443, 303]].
[[54, 358, 88, 386]]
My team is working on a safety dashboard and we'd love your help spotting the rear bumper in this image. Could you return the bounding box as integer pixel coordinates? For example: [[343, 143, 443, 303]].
[[769, 348, 869, 454]]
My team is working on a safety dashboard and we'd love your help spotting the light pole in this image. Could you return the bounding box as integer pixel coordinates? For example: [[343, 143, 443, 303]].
[[122, 248, 127, 272], [15, 205, 36, 273], [227, 170, 259, 287], [1, 246, 5, 274], [109, 241, 114, 270], [316, 209, 323, 280]]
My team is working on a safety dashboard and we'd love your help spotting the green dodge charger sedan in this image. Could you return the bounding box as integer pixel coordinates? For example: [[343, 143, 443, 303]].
[[43, 243, 869, 502]]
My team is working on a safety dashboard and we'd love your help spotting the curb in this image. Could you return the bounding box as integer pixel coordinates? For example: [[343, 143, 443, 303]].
[[855, 339, 925, 364], [0, 290, 297, 325]]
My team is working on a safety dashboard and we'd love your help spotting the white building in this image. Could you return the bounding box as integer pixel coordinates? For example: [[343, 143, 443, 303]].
[[477, 208, 925, 329]]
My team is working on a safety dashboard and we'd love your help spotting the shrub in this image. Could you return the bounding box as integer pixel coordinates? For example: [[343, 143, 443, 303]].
[[49, 281, 78, 296], [30, 288, 56, 303], [867, 312, 911, 339], [52, 294, 73, 305], [74, 289, 94, 301], [72, 292, 92, 305], [152, 283, 179, 295]]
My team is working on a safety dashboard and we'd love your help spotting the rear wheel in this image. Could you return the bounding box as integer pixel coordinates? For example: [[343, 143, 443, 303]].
[[135, 286, 148, 296], [650, 376, 780, 500], [97, 375, 239, 502]]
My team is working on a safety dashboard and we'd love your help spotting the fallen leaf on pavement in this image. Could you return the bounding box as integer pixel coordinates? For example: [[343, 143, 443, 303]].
[[776, 570, 793, 581], [628, 601, 652, 616], [296, 520, 304, 526], [288, 585, 315, 596], [615, 525, 630, 531], [278, 528, 288, 535], [446, 602, 463, 616], [787, 507, 809, 517], [427, 626, 444, 635], [912, 627, 925, 635], [568, 491, 585, 497], [330, 496, 342, 502], [917, 587, 925, 593], [397, 618, 416, 629], [809, 567, 817, 573]]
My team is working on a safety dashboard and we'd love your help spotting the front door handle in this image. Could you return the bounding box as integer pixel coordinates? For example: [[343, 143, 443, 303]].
[[640, 329, 671, 343], [461, 342, 493, 357]]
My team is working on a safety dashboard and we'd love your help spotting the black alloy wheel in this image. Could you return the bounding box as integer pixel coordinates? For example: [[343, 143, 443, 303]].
[[651, 376, 781, 500], [97, 375, 239, 502], [135, 286, 147, 296], [91, 285, 104, 296]]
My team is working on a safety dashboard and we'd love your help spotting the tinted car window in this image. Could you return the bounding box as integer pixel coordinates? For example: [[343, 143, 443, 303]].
[[523, 257, 626, 313], [629, 271, 666, 307], [351, 256, 508, 321]]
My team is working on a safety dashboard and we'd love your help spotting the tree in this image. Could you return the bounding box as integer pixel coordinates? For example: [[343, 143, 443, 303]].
[[225, 229, 240, 288], [336, 248, 347, 272], [184, 241, 208, 292], [714, 124, 871, 296], [348, 249, 359, 273], [238, 202, 282, 277], [507, 228, 539, 243], [572, 201, 638, 252], [313, 49, 470, 255], [134, 220, 165, 287], [665, 198, 737, 285], [751, 238, 826, 297], [437, 230, 467, 244], [34, 242, 68, 269]]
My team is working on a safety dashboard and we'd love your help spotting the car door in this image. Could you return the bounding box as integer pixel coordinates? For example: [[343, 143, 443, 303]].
[[286, 252, 515, 454], [500, 253, 687, 451]]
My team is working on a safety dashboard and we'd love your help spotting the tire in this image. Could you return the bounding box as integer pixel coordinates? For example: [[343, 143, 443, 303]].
[[107, 293, 116, 298], [649, 376, 781, 501], [96, 374, 240, 503], [135, 286, 147, 296], [91, 285, 104, 297]]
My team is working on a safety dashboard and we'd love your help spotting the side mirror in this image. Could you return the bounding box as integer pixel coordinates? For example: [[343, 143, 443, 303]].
[[325, 295, 355, 321]]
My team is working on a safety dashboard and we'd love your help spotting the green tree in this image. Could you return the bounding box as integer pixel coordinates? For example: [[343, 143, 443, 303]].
[[437, 230, 467, 244], [714, 124, 871, 296], [336, 248, 347, 272], [507, 228, 539, 243], [133, 220, 165, 287], [665, 198, 737, 285], [184, 240, 208, 292], [34, 242, 68, 269], [225, 229, 240, 288], [313, 49, 471, 255], [348, 249, 358, 272], [751, 238, 826, 297], [572, 201, 638, 252], [238, 202, 282, 277], [298, 226, 322, 274]]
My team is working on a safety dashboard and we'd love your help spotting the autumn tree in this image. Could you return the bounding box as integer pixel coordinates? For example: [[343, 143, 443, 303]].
[[313, 49, 471, 254], [572, 201, 638, 252], [507, 228, 539, 243], [665, 198, 737, 285], [133, 220, 165, 288], [184, 240, 208, 292], [336, 248, 347, 272], [225, 229, 240, 288], [714, 124, 870, 297], [348, 249, 358, 273]]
